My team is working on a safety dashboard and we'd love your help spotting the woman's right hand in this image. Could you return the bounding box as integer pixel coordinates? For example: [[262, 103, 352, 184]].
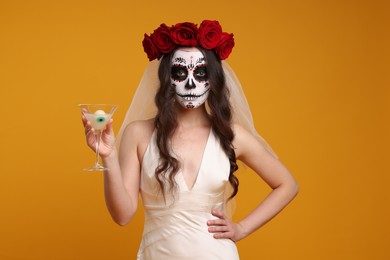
[[81, 114, 116, 158]]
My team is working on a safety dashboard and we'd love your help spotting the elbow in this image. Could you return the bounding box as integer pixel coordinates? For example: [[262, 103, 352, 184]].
[[111, 208, 137, 227], [116, 219, 130, 227], [277, 178, 299, 199], [290, 179, 299, 198], [294, 182, 299, 197], [113, 215, 133, 227]]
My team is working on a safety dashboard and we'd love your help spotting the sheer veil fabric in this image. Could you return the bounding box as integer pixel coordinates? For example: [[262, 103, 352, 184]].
[[116, 59, 278, 160]]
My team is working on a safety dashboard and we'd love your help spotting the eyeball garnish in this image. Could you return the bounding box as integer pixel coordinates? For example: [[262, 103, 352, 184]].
[[94, 110, 106, 123], [96, 117, 106, 123], [94, 110, 106, 115]]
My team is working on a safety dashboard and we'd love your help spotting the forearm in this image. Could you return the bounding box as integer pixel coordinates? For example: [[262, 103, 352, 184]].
[[238, 181, 299, 239], [102, 150, 137, 226]]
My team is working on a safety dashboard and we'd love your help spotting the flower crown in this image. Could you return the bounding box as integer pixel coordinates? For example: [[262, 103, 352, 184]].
[[142, 20, 235, 61]]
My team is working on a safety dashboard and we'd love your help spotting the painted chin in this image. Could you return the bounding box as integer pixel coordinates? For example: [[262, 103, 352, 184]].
[[186, 103, 195, 109], [176, 90, 209, 109], [177, 96, 207, 109], [178, 99, 201, 109]]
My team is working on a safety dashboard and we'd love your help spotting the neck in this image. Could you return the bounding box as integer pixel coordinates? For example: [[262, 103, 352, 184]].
[[174, 103, 210, 128]]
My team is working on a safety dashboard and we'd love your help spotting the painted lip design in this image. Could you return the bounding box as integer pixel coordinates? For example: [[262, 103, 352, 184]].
[[176, 89, 210, 101]]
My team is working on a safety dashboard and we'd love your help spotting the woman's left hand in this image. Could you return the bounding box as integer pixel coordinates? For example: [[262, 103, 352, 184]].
[[207, 210, 246, 242]]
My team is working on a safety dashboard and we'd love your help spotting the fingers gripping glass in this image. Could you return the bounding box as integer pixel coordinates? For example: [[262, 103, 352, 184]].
[[79, 104, 117, 171]]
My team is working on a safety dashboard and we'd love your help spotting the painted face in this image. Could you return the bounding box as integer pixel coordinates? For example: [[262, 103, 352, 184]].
[[171, 49, 210, 109]]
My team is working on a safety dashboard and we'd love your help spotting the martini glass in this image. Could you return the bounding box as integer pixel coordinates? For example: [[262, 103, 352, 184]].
[[79, 104, 117, 171]]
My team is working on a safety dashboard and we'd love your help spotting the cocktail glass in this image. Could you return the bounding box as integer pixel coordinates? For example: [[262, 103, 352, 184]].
[[79, 104, 117, 171]]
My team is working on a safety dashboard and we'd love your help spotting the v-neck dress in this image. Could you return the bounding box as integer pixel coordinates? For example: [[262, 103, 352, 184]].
[[137, 129, 239, 260]]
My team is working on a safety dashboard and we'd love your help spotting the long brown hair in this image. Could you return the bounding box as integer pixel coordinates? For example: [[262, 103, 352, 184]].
[[154, 47, 239, 199]]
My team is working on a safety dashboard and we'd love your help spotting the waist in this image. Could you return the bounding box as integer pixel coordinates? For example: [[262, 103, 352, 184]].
[[141, 190, 226, 217]]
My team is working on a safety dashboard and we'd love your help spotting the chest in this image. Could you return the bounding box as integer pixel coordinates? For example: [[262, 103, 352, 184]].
[[141, 129, 231, 194], [171, 128, 211, 190]]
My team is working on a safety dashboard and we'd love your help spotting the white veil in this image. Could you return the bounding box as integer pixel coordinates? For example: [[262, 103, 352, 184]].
[[116, 60, 160, 146], [117, 60, 278, 160]]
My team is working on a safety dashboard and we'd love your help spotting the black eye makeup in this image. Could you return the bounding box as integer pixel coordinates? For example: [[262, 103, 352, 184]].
[[194, 65, 208, 82], [171, 65, 188, 82]]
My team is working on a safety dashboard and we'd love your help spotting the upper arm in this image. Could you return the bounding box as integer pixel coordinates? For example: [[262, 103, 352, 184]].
[[119, 120, 154, 208], [232, 124, 296, 189]]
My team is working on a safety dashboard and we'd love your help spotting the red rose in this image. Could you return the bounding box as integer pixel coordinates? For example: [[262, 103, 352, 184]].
[[151, 23, 175, 54], [199, 20, 222, 50], [215, 32, 235, 60], [142, 34, 161, 61], [170, 22, 199, 47]]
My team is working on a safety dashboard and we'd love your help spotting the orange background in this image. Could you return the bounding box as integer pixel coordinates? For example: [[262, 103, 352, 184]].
[[0, 0, 389, 259]]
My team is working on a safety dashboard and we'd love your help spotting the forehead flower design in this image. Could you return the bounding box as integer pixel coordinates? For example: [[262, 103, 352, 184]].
[[142, 20, 235, 61]]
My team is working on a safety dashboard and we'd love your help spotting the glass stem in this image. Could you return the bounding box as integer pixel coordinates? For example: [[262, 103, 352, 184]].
[[94, 130, 103, 166]]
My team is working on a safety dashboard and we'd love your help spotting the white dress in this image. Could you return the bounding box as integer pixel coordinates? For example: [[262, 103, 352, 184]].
[[137, 129, 239, 260]]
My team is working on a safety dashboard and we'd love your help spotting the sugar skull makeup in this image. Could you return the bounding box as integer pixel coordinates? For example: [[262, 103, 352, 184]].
[[171, 49, 210, 109]]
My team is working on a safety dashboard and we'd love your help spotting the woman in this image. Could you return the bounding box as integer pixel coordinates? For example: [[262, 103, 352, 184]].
[[82, 21, 298, 259]]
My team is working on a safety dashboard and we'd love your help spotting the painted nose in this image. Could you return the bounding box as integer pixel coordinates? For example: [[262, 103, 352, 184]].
[[185, 78, 196, 89]]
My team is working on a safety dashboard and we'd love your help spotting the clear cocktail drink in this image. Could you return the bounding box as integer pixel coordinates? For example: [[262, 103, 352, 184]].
[[79, 104, 117, 171], [84, 110, 113, 130]]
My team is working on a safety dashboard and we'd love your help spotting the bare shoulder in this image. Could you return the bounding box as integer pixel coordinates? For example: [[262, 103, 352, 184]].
[[231, 123, 272, 160], [122, 118, 154, 143], [120, 118, 155, 153], [232, 123, 249, 138], [120, 118, 155, 165], [232, 123, 256, 144], [232, 124, 254, 158]]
